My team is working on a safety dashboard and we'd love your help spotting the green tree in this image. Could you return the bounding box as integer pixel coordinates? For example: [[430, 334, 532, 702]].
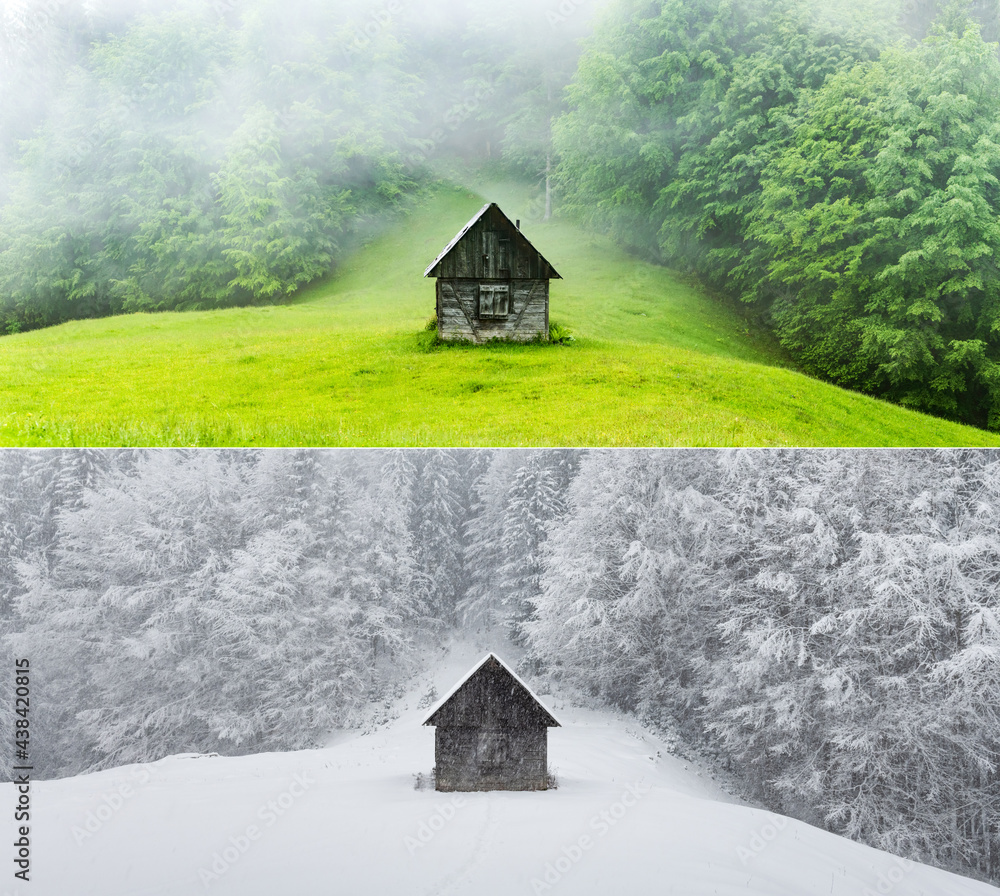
[[554, 0, 887, 264], [750, 25, 1000, 427], [0, 0, 418, 332]]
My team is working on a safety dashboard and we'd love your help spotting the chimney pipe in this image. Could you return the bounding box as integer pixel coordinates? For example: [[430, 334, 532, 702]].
[[516, 219, 520, 230]]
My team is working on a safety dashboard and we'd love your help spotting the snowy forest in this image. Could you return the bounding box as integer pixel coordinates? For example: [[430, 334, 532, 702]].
[[1, 448, 999, 883]]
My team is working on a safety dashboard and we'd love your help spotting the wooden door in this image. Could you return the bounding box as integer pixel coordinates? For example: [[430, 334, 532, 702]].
[[482, 231, 510, 279]]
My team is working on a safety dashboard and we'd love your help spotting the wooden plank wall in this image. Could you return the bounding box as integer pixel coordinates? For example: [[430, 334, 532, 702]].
[[434, 727, 548, 792], [437, 279, 549, 343], [432, 206, 558, 281]]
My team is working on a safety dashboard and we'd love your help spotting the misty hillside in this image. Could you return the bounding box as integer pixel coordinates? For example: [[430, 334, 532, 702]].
[[0, 0, 598, 331], [5, 0, 1000, 431], [7, 640, 999, 896]]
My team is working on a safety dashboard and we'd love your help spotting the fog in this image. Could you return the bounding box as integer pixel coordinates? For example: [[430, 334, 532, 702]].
[[0, 0, 603, 186], [0, 0, 605, 329], [0, 0, 992, 336]]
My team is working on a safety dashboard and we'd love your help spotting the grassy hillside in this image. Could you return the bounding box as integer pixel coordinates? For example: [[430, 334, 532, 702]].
[[0, 182, 997, 447]]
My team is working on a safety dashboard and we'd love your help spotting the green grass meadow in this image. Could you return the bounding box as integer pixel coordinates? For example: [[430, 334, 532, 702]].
[[0, 181, 997, 447]]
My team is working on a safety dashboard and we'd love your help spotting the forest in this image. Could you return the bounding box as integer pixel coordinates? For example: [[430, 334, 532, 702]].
[[0, 0, 588, 328], [1, 448, 998, 883], [5, 1, 1000, 428], [557, 0, 1000, 429]]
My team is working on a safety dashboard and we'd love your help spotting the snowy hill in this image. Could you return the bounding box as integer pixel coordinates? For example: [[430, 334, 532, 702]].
[[10, 646, 1000, 896]]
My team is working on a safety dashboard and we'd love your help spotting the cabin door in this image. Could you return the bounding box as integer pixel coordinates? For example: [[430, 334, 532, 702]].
[[483, 231, 510, 279]]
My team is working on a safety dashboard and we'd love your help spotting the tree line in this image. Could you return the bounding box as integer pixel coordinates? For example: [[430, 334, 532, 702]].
[[0, 0, 593, 333], [527, 448, 1000, 883], [555, 0, 1000, 429], [0, 448, 576, 778]]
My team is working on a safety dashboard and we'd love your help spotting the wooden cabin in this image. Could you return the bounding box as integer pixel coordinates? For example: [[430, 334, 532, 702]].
[[423, 653, 560, 792], [423, 203, 561, 343]]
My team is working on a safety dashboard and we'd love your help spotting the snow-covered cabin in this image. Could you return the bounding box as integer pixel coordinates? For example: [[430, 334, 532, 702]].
[[423, 654, 559, 792], [423, 203, 561, 343]]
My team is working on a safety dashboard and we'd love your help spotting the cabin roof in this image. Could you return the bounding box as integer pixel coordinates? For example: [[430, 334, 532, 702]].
[[422, 652, 560, 727], [423, 203, 562, 279]]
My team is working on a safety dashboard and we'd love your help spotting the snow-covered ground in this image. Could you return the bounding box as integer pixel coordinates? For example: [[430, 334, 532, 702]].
[[8, 644, 999, 896]]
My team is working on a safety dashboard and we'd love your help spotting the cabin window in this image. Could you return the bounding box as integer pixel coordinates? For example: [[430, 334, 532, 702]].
[[477, 731, 508, 767], [479, 283, 510, 319]]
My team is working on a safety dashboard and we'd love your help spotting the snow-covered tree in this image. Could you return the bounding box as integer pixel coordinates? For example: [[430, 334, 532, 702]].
[[14, 451, 252, 770], [809, 452, 1000, 871], [412, 449, 468, 622], [462, 450, 531, 626], [496, 458, 566, 641], [527, 450, 721, 716], [463, 450, 578, 633], [702, 450, 861, 808], [341, 479, 427, 668]]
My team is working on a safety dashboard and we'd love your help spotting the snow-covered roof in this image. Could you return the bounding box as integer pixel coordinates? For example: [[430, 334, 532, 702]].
[[421, 652, 560, 727]]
